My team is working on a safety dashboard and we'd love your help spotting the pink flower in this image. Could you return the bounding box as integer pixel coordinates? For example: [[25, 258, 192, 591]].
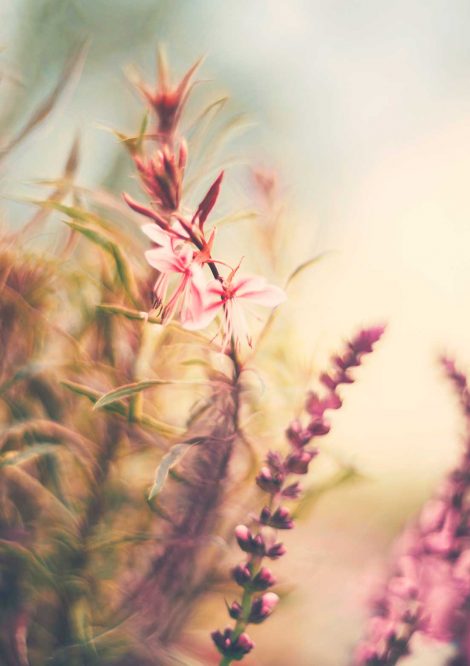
[[184, 272, 286, 348], [144, 238, 207, 325]]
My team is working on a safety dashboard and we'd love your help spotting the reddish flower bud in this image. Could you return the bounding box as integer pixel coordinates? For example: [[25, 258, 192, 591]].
[[211, 628, 255, 660], [266, 541, 286, 559], [285, 449, 317, 475], [252, 567, 277, 590], [232, 563, 252, 587], [286, 420, 312, 448], [248, 592, 279, 624], [193, 171, 224, 228], [256, 466, 284, 494], [228, 601, 243, 619], [281, 481, 302, 499], [270, 506, 294, 529], [235, 525, 265, 556], [259, 505, 293, 529], [323, 391, 342, 410], [308, 418, 331, 437], [320, 372, 337, 390], [305, 392, 325, 417], [266, 450, 285, 473], [350, 326, 385, 355]]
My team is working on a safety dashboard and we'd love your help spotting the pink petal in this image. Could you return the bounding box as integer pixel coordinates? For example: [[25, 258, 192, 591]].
[[141, 223, 171, 246], [145, 248, 182, 272], [232, 274, 286, 307]]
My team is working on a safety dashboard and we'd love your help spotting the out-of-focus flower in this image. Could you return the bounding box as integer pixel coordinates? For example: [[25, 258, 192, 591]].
[[355, 357, 470, 666]]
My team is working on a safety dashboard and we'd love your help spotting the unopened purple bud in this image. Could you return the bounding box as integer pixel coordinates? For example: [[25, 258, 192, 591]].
[[266, 450, 284, 472], [248, 592, 279, 624], [235, 525, 265, 556], [308, 418, 331, 437], [211, 628, 255, 659], [337, 370, 354, 384], [259, 505, 294, 529], [320, 372, 337, 390], [259, 506, 272, 525], [236, 633, 255, 655], [350, 326, 385, 355], [286, 420, 312, 448], [281, 481, 302, 499], [252, 566, 277, 590], [232, 563, 252, 587], [256, 466, 284, 494], [285, 449, 317, 474], [266, 541, 286, 559], [323, 392, 342, 410], [270, 506, 294, 529], [305, 392, 325, 417], [228, 600, 243, 619]]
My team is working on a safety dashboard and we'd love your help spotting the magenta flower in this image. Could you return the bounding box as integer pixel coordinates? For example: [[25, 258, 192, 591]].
[[185, 272, 285, 347]]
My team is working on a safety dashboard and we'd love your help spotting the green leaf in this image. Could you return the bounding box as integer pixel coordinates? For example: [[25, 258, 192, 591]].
[[93, 379, 206, 411], [64, 220, 140, 306], [285, 252, 329, 289], [61, 380, 184, 437], [0, 443, 59, 468], [148, 443, 193, 500], [96, 304, 160, 324]]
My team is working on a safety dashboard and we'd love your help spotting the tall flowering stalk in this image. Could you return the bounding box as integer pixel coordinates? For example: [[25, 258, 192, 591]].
[[355, 357, 470, 666], [212, 327, 385, 665]]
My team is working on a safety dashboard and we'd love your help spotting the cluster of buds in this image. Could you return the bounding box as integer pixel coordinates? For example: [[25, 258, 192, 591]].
[[123, 54, 285, 348], [212, 326, 385, 664], [355, 357, 470, 666]]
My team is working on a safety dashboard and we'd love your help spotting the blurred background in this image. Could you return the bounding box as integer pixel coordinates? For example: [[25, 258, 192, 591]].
[[2, 1, 470, 663]]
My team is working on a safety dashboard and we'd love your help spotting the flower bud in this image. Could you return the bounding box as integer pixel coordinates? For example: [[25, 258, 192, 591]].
[[259, 505, 293, 529], [270, 506, 294, 529], [211, 628, 255, 660], [232, 563, 252, 587], [235, 525, 265, 556], [308, 418, 331, 437], [281, 482, 302, 499], [228, 601, 243, 619], [248, 592, 279, 624], [286, 420, 312, 448], [252, 566, 277, 590], [266, 541, 286, 559], [285, 449, 317, 475], [266, 450, 285, 473], [256, 466, 284, 494]]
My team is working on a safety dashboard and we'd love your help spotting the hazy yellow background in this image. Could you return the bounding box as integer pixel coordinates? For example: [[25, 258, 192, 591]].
[[2, 1, 470, 663]]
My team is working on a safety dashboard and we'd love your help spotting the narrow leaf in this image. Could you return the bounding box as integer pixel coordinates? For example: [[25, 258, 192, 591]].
[[96, 304, 160, 323], [64, 220, 140, 306], [61, 381, 184, 437], [285, 252, 329, 289], [93, 378, 205, 411], [0, 444, 58, 468], [148, 443, 193, 500]]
